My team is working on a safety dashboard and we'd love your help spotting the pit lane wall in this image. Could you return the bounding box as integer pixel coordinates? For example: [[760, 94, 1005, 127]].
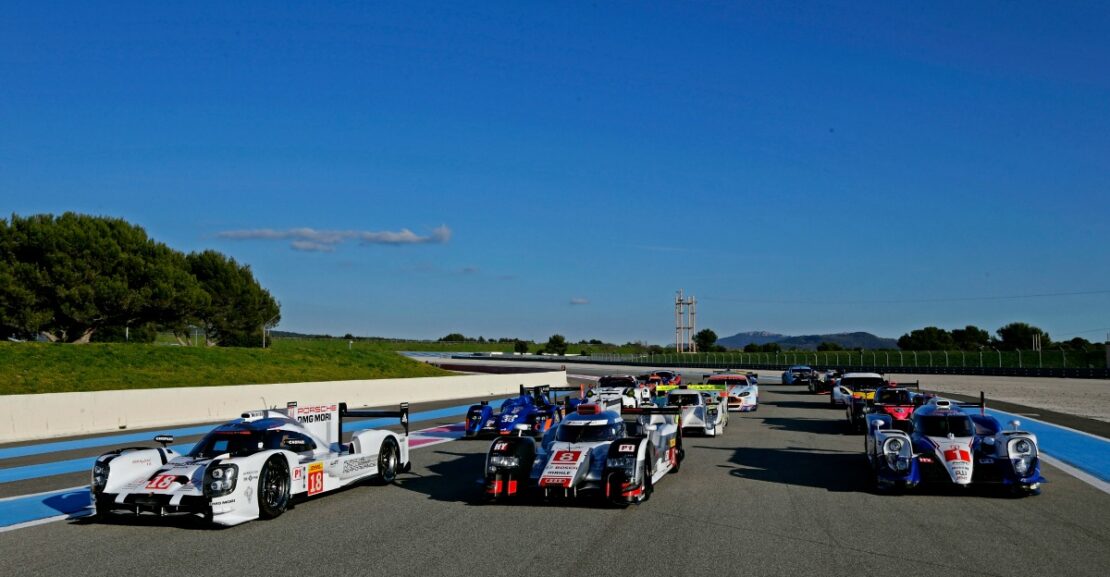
[[0, 370, 568, 443]]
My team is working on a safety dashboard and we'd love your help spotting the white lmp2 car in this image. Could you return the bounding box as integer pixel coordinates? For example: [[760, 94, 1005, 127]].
[[90, 401, 411, 526]]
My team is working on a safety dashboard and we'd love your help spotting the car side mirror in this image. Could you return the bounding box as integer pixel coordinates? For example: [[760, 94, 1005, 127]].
[[871, 420, 883, 430], [154, 435, 174, 447], [1010, 420, 1021, 431], [645, 424, 658, 432]]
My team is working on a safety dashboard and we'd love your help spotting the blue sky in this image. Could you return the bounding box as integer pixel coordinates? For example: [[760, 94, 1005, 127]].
[[3, 1, 1108, 344]]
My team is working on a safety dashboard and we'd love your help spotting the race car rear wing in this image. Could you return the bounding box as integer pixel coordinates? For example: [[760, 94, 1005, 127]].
[[953, 391, 986, 416], [338, 402, 411, 436]]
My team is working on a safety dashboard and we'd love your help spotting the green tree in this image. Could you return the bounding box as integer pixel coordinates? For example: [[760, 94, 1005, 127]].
[[817, 342, 844, 351], [995, 322, 1050, 351], [951, 325, 990, 350], [513, 340, 529, 354], [693, 329, 718, 352], [187, 250, 280, 347], [897, 326, 955, 350], [0, 213, 207, 342], [544, 334, 568, 355], [440, 333, 466, 342]]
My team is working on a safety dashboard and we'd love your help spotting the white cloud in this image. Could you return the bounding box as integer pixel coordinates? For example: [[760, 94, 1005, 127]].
[[217, 225, 451, 251], [570, 297, 590, 305]]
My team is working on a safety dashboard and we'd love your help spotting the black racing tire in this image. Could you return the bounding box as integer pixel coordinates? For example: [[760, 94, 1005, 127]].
[[640, 459, 653, 503], [374, 437, 400, 485], [93, 496, 112, 520], [258, 457, 291, 519]]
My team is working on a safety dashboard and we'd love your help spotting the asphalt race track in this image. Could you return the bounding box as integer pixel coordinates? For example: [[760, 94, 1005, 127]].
[[2, 370, 1108, 577]]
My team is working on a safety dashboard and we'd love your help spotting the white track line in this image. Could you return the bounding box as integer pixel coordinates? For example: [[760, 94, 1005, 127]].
[[1040, 454, 1110, 495]]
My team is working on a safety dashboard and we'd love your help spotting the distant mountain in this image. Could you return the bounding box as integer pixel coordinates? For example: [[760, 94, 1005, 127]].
[[717, 331, 897, 350]]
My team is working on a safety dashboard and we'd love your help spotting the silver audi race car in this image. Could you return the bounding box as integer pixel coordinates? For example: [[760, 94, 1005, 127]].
[[90, 401, 411, 526]]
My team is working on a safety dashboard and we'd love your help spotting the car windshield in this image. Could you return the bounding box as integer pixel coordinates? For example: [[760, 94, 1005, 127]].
[[841, 377, 885, 391], [792, 369, 810, 375], [667, 393, 701, 406], [188, 429, 263, 459], [599, 377, 635, 387], [917, 415, 975, 437], [555, 422, 622, 443]]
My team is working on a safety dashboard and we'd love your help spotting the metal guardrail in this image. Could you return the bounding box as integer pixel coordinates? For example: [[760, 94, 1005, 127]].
[[457, 354, 1110, 379]]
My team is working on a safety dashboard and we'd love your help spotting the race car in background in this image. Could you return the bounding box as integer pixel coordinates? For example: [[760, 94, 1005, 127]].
[[781, 365, 815, 386], [865, 394, 1045, 495], [870, 382, 929, 431], [661, 383, 729, 436], [583, 378, 653, 411], [810, 369, 840, 395], [845, 376, 921, 431], [483, 403, 684, 505], [464, 385, 581, 439], [703, 373, 759, 412], [90, 401, 411, 526], [649, 370, 683, 387]]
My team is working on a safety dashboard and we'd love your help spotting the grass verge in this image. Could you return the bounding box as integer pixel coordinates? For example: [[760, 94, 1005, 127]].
[[0, 339, 451, 395]]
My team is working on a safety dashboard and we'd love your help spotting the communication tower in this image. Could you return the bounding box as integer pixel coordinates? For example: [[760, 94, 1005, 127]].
[[675, 289, 697, 353]]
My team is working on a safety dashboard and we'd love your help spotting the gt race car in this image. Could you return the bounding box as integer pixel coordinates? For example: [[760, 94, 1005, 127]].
[[659, 383, 729, 436], [781, 365, 815, 386], [865, 394, 1045, 495], [483, 403, 684, 505], [90, 401, 411, 526], [702, 374, 759, 412], [464, 384, 582, 438]]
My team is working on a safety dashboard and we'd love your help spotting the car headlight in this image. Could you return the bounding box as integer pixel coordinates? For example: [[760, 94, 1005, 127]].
[[606, 456, 637, 477], [91, 461, 110, 491], [1013, 439, 1032, 455], [204, 464, 239, 497], [739, 392, 750, 398], [489, 455, 520, 468], [884, 438, 903, 453]]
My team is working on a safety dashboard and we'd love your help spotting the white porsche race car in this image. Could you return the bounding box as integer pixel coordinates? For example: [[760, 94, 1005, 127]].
[[90, 401, 411, 526]]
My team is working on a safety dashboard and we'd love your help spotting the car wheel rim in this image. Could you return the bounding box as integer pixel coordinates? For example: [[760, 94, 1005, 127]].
[[264, 466, 285, 507], [382, 444, 397, 481]]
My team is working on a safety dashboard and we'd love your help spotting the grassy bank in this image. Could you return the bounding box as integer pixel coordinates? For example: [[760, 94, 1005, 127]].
[[0, 339, 451, 395]]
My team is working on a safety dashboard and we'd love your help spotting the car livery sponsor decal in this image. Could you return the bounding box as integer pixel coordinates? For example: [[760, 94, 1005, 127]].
[[539, 450, 586, 487], [618, 444, 636, 453], [294, 404, 337, 424], [342, 456, 376, 475], [307, 462, 324, 496], [492, 441, 509, 452]]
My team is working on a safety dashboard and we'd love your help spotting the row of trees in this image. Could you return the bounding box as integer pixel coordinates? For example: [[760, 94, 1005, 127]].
[[897, 323, 1101, 351], [0, 213, 280, 346], [690, 324, 1102, 353]]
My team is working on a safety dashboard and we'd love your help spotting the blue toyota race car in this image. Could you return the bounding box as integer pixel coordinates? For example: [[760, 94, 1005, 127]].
[[464, 385, 581, 439], [864, 393, 1046, 496]]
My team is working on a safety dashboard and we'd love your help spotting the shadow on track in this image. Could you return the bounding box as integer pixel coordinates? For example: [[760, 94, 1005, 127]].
[[394, 449, 489, 504], [700, 445, 871, 493], [760, 416, 855, 436]]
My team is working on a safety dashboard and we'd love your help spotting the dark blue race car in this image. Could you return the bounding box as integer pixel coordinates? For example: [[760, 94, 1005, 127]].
[[465, 385, 582, 439], [865, 393, 1046, 496]]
